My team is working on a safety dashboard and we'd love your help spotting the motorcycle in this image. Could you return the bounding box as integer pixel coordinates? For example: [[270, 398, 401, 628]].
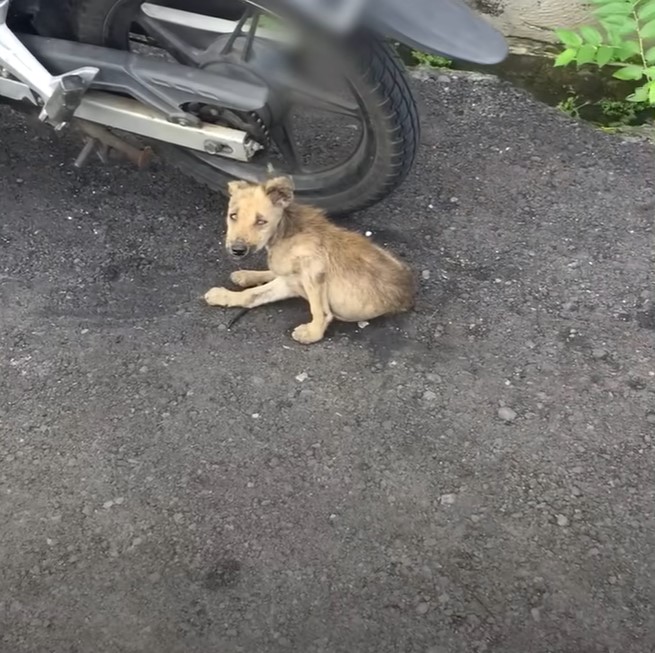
[[0, 0, 507, 214]]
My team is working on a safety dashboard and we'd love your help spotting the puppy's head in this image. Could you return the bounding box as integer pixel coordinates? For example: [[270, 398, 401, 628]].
[[224, 176, 294, 260]]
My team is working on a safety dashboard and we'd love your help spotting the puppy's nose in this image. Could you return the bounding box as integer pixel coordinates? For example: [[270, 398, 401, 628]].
[[230, 243, 248, 257]]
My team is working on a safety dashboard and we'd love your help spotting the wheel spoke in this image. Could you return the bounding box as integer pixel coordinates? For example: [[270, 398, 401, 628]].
[[135, 12, 203, 65], [270, 120, 303, 173]]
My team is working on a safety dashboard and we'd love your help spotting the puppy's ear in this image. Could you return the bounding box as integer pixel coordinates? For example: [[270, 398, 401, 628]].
[[264, 176, 294, 208], [227, 180, 250, 196]]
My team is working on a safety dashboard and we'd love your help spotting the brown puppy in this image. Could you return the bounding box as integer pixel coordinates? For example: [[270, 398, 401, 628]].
[[204, 176, 415, 344]]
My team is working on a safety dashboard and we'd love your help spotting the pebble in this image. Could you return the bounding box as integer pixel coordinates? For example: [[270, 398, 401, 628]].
[[440, 493, 456, 505], [364, 231, 372, 237], [416, 602, 430, 615], [437, 74, 450, 82], [497, 406, 517, 422], [357, 321, 369, 329], [556, 514, 569, 527], [591, 348, 608, 360], [530, 607, 541, 622], [422, 390, 437, 402], [646, 412, 655, 425], [295, 372, 308, 383], [173, 512, 184, 523], [103, 500, 114, 509], [421, 270, 431, 280]]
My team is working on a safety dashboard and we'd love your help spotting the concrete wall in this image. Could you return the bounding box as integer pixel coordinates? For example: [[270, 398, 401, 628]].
[[470, 0, 591, 44]]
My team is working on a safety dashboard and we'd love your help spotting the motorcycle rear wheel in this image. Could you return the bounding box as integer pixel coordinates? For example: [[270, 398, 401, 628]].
[[75, 0, 420, 215]]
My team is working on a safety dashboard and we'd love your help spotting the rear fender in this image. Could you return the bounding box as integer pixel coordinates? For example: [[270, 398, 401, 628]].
[[365, 0, 508, 65]]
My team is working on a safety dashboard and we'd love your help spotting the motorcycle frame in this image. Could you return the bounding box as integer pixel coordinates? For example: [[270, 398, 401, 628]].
[[0, 0, 268, 161]]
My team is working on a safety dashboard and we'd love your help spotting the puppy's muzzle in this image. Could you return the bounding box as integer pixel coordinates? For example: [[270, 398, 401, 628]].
[[227, 241, 249, 259]]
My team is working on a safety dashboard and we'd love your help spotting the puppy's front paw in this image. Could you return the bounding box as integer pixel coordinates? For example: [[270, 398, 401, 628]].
[[230, 270, 251, 287], [204, 287, 233, 306], [291, 323, 324, 345]]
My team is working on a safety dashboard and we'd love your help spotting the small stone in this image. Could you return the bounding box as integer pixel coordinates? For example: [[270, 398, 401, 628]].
[[440, 493, 456, 505], [114, 497, 124, 505], [571, 486, 582, 497], [16, 178, 24, 184], [102, 500, 114, 509], [498, 406, 517, 422], [422, 390, 437, 402], [139, 366, 148, 374], [571, 466, 583, 474], [173, 512, 184, 523], [591, 348, 608, 360], [251, 413, 260, 419], [421, 269, 431, 280], [357, 321, 369, 329], [449, 196, 459, 204], [295, 372, 308, 383], [646, 412, 655, 424], [530, 607, 541, 622], [556, 514, 569, 527], [416, 602, 430, 615], [364, 231, 372, 237], [436, 74, 450, 82], [608, 575, 617, 585], [588, 547, 600, 557]]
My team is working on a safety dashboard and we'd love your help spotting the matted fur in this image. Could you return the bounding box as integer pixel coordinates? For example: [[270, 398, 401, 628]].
[[205, 176, 415, 344]]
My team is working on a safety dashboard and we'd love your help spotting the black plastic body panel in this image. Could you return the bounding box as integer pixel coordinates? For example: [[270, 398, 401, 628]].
[[19, 33, 268, 119], [363, 0, 508, 65]]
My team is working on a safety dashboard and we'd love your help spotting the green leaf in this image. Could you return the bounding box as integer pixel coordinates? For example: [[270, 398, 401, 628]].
[[576, 44, 598, 65], [642, 18, 655, 38], [602, 14, 632, 27], [594, 2, 634, 16], [554, 48, 578, 66], [637, 0, 655, 22], [580, 25, 603, 45], [555, 28, 583, 47], [612, 64, 645, 80], [649, 82, 655, 105], [616, 40, 641, 60], [645, 46, 655, 63], [596, 44, 615, 66], [646, 65, 655, 76], [615, 17, 637, 34], [627, 84, 649, 102]]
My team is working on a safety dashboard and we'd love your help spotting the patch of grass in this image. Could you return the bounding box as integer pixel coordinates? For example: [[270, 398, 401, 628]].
[[557, 94, 589, 119], [410, 50, 453, 68], [557, 93, 652, 126]]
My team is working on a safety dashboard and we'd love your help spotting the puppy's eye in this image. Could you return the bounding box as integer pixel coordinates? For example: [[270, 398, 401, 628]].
[[255, 216, 268, 226], [228, 213, 237, 221]]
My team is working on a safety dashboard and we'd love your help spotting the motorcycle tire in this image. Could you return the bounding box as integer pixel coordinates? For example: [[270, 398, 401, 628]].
[[74, 0, 420, 215]]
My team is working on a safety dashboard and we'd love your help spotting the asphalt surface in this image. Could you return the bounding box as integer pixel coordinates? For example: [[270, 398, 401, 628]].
[[1, 72, 654, 653]]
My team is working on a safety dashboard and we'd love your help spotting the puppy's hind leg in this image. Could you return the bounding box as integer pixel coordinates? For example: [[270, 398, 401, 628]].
[[292, 271, 333, 345], [230, 270, 276, 288], [205, 276, 297, 308]]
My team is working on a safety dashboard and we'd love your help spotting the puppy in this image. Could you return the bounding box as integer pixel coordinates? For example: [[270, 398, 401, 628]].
[[204, 176, 415, 344]]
